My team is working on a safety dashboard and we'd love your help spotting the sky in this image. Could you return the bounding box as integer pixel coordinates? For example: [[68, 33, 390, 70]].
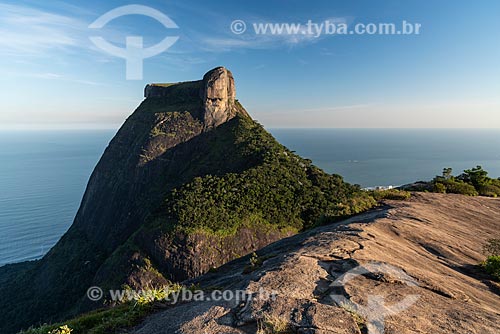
[[0, 0, 499, 129]]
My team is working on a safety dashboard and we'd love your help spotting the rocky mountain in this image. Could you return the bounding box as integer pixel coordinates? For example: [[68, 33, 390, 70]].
[[0, 67, 375, 334]]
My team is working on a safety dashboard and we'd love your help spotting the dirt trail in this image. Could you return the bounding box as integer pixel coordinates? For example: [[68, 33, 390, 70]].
[[131, 193, 500, 334]]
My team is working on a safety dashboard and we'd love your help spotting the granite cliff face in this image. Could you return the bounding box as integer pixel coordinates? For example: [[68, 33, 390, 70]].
[[0, 67, 373, 334], [145, 67, 243, 129], [200, 67, 238, 128]]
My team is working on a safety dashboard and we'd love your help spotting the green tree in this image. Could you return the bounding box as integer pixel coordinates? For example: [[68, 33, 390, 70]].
[[442, 167, 453, 180], [459, 166, 489, 188]]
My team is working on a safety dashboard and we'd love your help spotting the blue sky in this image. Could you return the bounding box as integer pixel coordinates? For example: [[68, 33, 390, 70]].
[[0, 0, 499, 129]]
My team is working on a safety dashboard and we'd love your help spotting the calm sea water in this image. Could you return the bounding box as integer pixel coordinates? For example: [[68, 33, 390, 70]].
[[272, 129, 500, 187], [0, 130, 114, 267], [1, 129, 499, 266]]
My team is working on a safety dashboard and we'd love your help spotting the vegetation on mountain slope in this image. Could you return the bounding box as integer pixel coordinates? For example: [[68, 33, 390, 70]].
[[158, 114, 376, 235]]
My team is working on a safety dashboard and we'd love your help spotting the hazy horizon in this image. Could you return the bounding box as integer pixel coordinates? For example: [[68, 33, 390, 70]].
[[1, 0, 499, 129]]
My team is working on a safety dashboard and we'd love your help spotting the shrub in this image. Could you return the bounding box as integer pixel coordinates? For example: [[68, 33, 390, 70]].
[[370, 189, 411, 201], [257, 313, 293, 334], [243, 252, 275, 274], [480, 239, 500, 281], [49, 326, 73, 334], [440, 180, 478, 196], [481, 256, 500, 281], [433, 182, 446, 193], [477, 184, 500, 197]]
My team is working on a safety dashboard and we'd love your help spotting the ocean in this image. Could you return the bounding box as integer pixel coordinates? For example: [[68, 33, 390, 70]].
[[1, 128, 499, 267]]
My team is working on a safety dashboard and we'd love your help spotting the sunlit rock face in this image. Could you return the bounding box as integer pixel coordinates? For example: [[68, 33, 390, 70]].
[[144, 67, 239, 130], [200, 67, 237, 129]]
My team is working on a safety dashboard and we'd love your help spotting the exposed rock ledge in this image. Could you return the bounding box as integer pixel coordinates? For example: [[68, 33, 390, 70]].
[[130, 193, 500, 334], [145, 66, 240, 129]]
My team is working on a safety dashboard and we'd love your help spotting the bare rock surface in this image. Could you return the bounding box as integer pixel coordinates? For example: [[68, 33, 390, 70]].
[[200, 67, 237, 128], [130, 193, 500, 333], [145, 66, 243, 129]]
